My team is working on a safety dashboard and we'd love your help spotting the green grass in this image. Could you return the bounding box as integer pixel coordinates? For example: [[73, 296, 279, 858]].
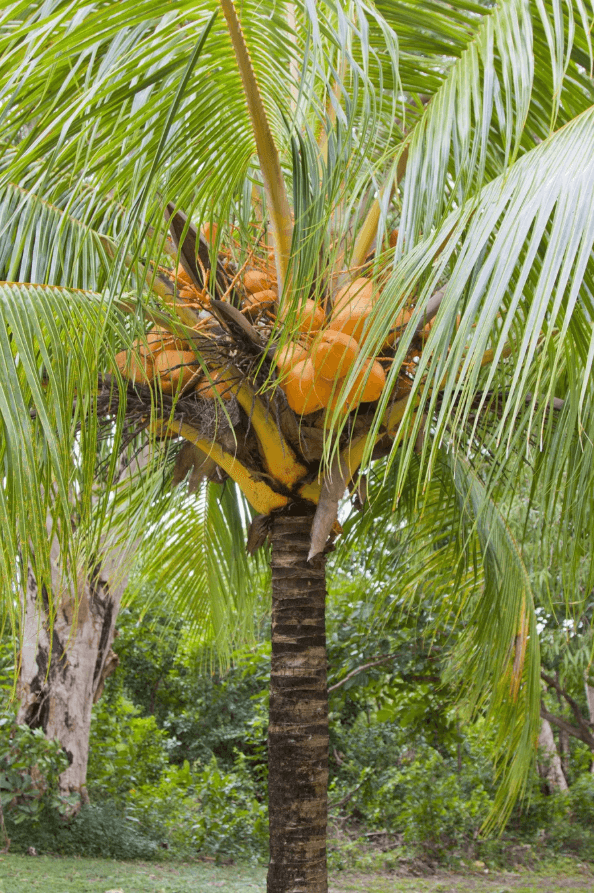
[[0, 856, 265, 893], [0, 855, 592, 893]]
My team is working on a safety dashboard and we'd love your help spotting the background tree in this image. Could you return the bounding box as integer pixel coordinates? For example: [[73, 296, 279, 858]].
[[2, 2, 594, 892]]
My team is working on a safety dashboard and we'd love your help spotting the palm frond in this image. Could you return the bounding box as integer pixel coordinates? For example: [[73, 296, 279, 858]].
[[131, 478, 266, 662], [335, 448, 539, 827]]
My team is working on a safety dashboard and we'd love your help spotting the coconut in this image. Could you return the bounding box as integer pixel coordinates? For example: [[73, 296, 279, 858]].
[[275, 340, 309, 376], [311, 331, 359, 381], [195, 368, 236, 400], [346, 359, 386, 405], [202, 222, 218, 244], [243, 289, 277, 319], [114, 349, 154, 384], [330, 277, 376, 341], [154, 349, 198, 394], [176, 263, 193, 287], [279, 298, 325, 335], [282, 358, 333, 415], [244, 270, 272, 295]]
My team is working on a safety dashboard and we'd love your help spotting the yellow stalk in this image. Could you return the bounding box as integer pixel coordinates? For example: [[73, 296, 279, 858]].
[[384, 393, 420, 438], [219, 0, 293, 291], [298, 433, 376, 504], [318, 55, 347, 167], [159, 419, 289, 514], [232, 379, 308, 489], [350, 194, 382, 272], [349, 146, 408, 273]]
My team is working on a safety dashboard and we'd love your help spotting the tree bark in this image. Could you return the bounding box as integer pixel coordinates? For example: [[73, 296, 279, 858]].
[[267, 509, 329, 893], [16, 536, 123, 806], [537, 716, 568, 792], [585, 672, 594, 774]]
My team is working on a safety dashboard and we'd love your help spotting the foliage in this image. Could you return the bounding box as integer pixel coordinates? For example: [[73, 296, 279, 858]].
[[88, 694, 170, 801], [5, 800, 162, 860], [0, 709, 71, 826], [127, 755, 268, 862], [3, 0, 594, 839]]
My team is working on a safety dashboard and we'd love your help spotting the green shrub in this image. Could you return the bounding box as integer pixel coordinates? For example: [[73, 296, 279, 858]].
[[6, 800, 161, 859], [127, 753, 268, 862], [87, 692, 170, 800], [0, 709, 72, 826]]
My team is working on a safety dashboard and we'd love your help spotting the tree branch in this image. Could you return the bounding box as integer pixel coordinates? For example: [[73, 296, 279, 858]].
[[541, 671, 594, 741], [540, 705, 594, 751], [328, 653, 440, 693]]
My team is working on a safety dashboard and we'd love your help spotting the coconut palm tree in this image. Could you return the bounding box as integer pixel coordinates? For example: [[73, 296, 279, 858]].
[[2, 0, 594, 890]]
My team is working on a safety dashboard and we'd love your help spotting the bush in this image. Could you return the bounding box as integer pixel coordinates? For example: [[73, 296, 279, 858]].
[[87, 692, 170, 801], [127, 753, 268, 862], [0, 709, 72, 826], [6, 800, 161, 859]]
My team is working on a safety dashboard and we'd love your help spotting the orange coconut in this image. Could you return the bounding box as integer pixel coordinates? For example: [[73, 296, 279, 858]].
[[176, 263, 193, 287], [275, 340, 309, 376], [282, 358, 333, 415], [311, 330, 360, 381], [202, 222, 218, 244], [243, 288, 277, 318], [244, 269, 272, 295], [330, 277, 376, 341], [280, 298, 325, 335], [195, 368, 236, 400], [346, 359, 386, 405], [114, 349, 154, 385], [137, 326, 181, 358], [154, 349, 197, 394]]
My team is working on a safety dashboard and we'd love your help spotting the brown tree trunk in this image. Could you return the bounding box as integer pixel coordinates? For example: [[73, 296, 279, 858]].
[[267, 509, 329, 893], [17, 539, 124, 806]]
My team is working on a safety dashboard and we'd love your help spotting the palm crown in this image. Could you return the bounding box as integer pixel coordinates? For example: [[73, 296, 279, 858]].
[[2, 0, 594, 889]]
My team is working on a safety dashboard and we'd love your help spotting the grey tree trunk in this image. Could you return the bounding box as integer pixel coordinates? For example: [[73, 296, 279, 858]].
[[17, 536, 124, 805], [537, 716, 568, 792], [267, 509, 329, 893], [585, 673, 594, 774]]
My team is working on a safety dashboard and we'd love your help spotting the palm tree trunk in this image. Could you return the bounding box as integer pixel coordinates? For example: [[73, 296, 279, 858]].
[[267, 509, 329, 893]]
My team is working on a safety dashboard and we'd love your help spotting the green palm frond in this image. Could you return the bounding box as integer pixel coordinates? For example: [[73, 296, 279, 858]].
[[0, 280, 134, 600], [133, 478, 266, 660], [0, 180, 121, 288], [336, 448, 538, 826]]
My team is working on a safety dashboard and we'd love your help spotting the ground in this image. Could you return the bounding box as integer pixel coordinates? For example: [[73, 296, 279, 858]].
[[0, 856, 592, 893]]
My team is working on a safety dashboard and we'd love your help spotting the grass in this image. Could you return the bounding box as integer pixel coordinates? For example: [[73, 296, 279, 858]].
[[0, 855, 592, 893]]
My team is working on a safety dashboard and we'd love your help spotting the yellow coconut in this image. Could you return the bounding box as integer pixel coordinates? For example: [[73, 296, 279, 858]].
[[282, 358, 333, 415], [244, 269, 272, 295], [275, 340, 310, 376], [311, 330, 360, 381], [154, 349, 198, 394]]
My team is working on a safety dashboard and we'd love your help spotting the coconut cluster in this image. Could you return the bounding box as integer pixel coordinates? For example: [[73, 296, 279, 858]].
[[274, 277, 408, 419], [115, 228, 415, 420]]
